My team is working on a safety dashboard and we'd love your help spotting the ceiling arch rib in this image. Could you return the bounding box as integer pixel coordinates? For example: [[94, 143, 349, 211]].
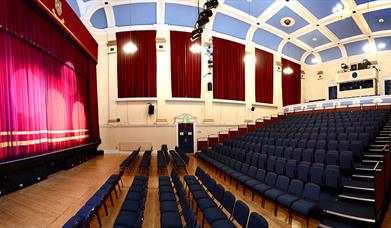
[[74, 0, 391, 65]]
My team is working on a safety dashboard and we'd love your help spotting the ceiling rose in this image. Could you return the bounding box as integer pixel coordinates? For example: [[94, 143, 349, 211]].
[[280, 17, 295, 27]]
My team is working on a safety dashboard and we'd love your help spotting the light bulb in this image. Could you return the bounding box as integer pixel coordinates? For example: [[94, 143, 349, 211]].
[[123, 42, 137, 54], [378, 42, 386, 49], [311, 57, 319, 64], [190, 44, 203, 53], [244, 54, 256, 63], [362, 43, 377, 53], [283, 67, 293, 75]]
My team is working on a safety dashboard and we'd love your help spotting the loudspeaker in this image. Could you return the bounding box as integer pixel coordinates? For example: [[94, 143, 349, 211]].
[[207, 82, 213, 91], [251, 107, 255, 111], [148, 104, 154, 115]]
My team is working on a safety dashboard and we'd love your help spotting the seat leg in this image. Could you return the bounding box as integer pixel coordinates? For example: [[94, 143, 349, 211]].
[[95, 211, 102, 227], [113, 187, 118, 198], [109, 194, 114, 206], [243, 186, 246, 195], [274, 203, 278, 216], [252, 190, 255, 201], [103, 202, 108, 216]]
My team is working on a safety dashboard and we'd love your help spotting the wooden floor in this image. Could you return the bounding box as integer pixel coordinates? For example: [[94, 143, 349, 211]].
[[0, 152, 391, 228]]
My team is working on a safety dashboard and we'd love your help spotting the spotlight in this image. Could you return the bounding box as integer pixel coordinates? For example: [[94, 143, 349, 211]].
[[123, 41, 137, 54], [362, 59, 371, 67], [196, 16, 209, 28], [283, 67, 293, 75], [191, 27, 203, 41], [341, 63, 348, 70], [200, 9, 213, 18], [204, 0, 219, 9]]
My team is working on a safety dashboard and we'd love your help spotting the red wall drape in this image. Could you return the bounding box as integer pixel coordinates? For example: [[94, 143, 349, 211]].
[[255, 49, 274, 104], [117, 31, 157, 98], [0, 0, 98, 161], [213, 37, 245, 101], [282, 58, 301, 106], [170, 31, 201, 98]]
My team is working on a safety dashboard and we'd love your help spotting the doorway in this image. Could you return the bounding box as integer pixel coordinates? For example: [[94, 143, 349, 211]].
[[177, 123, 194, 153], [329, 86, 337, 100]]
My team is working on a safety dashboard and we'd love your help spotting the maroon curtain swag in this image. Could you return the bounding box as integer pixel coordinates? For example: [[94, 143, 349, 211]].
[[213, 37, 245, 101], [0, 0, 98, 161], [117, 31, 157, 98], [255, 48, 274, 104], [170, 31, 201, 98], [282, 58, 301, 106]]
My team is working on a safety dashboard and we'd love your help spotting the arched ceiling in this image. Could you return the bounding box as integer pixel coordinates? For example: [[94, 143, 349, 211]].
[[68, 0, 391, 65]]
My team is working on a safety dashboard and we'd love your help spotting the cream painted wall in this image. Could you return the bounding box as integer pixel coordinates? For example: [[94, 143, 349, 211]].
[[302, 51, 391, 102], [92, 28, 284, 150]]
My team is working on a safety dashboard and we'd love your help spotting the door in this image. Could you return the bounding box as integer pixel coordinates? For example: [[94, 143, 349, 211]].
[[178, 123, 194, 153], [329, 86, 337, 100], [385, 80, 391, 95]]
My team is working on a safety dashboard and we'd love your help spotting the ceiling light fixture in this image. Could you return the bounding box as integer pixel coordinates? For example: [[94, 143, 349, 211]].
[[332, 1, 353, 19], [363, 43, 377, 53], [283, 67, 293, 75], [190, 43, 203, 53], [311, 57, 319, 64], [378, 42, 386, 49], [123, 41, 137, 54], [312, 37, 317, 41], [244, 54, 256, 63]]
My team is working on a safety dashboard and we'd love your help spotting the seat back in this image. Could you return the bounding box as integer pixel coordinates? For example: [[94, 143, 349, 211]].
[[310, 163, 324, 186], [213, 184, 225, 204], [285, 160, 297, 179], [221, 191, 236, 215], [297, 161, 310, 182], [325, 165, 340, 189], [303, 183, 320, 203], [255, 169, 266, 182], [287, 179, 304, 196], [265, 172, 277, 186], [275, 175, 290, 191], [232, 200, 250, 228], [247, 212, 268, 228]]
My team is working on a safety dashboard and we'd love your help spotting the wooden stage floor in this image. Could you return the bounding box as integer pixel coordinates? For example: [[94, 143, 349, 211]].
[[0, 151, 390, 228]]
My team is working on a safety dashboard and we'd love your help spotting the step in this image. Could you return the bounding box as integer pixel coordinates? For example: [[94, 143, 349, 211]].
[[338, 192, 375, 203], [376, 136, 389, 140], [361, 159, 382, 163], [368, 148, 384, 152], [324, 210, 376, 224], [343, 185, 374, 192], [370, 143, 386, 147], [374, 140, 389, 143], [363, 154, 383, 158], [319, 219, 367, 228], [352, 174, 374, 179]]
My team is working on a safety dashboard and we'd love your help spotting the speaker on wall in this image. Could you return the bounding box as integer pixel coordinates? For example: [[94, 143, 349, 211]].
[[148, 104, 154, 115], [251, 107, 255, 111], [207, 82, 213, 91]]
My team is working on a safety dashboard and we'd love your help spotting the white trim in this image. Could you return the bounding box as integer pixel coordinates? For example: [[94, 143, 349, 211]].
[[252, 102, 278, 108], [116, 97, 158, 102], [212, 99, 247, 105], [166, 98, 205, 102]]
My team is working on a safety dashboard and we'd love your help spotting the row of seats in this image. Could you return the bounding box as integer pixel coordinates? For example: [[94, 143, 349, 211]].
[[175, 146, 190, 165], [226, 137, 364, 160], [159, 170, 199, 228], [120, 147, 140, 173], [138, 149, 152, 174], [63, 173, 123, 228], [200, 150, 341, 190], [114, 176, 148, 228], [157, 150, 169, 171], [170, 150, 187, 170], [217, 144, 354, 171], [197, 153, 323, 226], [184, 167, 268, 228]]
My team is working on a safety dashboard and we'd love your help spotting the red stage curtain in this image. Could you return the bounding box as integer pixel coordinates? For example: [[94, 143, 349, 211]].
[[213, 37, 245, 101], [282, 58, 301, 106], [0, 0, 98, 161], [117, 31, 157, 98], [255, 49, 274, 104], [170, 31, 201, 98]]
